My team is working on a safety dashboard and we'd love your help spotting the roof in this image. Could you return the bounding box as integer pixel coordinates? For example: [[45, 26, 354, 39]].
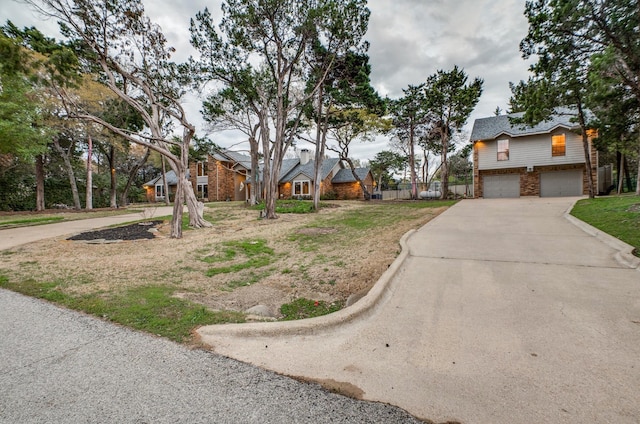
[[332, 168, 371, 184], [470, 110, 584, 141], [212, 150, 253, 170], [279, 158, 341, 183], [143, 169, 190, 187], [278, 158, 300, 181]]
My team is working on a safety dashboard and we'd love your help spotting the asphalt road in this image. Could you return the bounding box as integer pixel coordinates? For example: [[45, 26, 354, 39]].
[[0, 288, 422, 424]]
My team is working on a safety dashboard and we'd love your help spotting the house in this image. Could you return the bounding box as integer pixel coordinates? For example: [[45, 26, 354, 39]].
[[189, 150, 254, 202], [277, 149, 374, 200], [144, 149, 373, 203], [470, 112, 598, 198], [143, 169, 184, 202]]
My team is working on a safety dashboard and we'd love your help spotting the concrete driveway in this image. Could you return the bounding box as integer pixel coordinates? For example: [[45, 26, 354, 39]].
[[198, 198, 640, 424]]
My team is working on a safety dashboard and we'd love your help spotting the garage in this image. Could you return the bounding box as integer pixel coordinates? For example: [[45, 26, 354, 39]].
[[540, 170, 583, 197], [483, 174, 520, 198]]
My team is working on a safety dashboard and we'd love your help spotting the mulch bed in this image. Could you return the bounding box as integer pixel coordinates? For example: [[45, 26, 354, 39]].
[[67, 221, 163, 241]]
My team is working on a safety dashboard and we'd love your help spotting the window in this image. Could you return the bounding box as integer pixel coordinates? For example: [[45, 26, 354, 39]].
[[197, 161, 208, 177], [552, 134, 566, 156], [197, 183, 208, 199], [155, 184, 164, 199], [293, 180, 311, 196], [497, 139, 509, 161]]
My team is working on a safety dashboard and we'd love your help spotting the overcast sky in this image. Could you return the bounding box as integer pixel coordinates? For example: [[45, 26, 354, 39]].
[[2, 0, 533, 162]]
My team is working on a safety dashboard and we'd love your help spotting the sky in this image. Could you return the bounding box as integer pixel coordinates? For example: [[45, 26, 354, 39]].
[[1, 0, 534, 162]]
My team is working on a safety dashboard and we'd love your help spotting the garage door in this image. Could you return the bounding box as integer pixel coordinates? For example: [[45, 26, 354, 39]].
[[540, 170, 583, 197], [483, 174, 520, 198]]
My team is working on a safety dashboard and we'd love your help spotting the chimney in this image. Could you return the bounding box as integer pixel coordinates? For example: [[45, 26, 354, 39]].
[[299, 148, 311, 165]]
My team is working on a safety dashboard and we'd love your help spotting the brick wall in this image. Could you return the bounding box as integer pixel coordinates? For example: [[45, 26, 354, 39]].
[[332, 173, 374, 200], [208, 158, 236, 201]]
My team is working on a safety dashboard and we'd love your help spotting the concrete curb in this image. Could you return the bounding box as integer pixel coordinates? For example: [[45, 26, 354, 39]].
[[564, 201, 640, 271], [197, 229, 416, 339]]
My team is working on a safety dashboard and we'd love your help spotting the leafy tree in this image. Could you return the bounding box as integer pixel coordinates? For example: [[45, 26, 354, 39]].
[[26, 0, 210, 237], [190, 0, 370, 218], [388, 84, 429, 199], [305, 47, 384, 205], [320, 51, 387, 202], [422, 66, 482, 200], [201, 85, 263, 205], [588, 49, 639, 193], [368, 150, 405, 191], [1, 22, 82, 210], [448, 144, 473, 190], [519, 0, 640, 196]]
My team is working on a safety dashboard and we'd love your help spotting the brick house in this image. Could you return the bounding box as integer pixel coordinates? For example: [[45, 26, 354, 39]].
[[142, 170, 182, 202], [182, 148, 373, 202], [189, 150, 254, 202], [277, 149, 374, 200], [471, 112, 598, 198]]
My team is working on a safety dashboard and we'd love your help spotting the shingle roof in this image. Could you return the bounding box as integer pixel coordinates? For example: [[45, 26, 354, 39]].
[[143, 169, 190, 187], [470, 110, 583, 142], [332, 168, 370, 183], [279, 158, 340, 183], [213, 150, 253, 170], [278, 158, 301, 180]]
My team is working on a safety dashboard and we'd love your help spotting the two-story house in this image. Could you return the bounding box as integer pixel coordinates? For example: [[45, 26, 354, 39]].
[[471, 112, 598, 198]]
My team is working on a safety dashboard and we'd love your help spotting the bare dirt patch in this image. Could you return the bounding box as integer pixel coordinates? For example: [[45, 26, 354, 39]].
[[1, 201, 448, 318]]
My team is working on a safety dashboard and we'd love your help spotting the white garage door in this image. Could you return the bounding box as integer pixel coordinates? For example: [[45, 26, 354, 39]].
[[483, 174, 520, 198], [540, 170, 583, 197]]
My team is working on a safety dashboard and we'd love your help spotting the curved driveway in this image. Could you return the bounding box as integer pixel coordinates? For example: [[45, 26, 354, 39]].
[[198, 198, 640, 423]]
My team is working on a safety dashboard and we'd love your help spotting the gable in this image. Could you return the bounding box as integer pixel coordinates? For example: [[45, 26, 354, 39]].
[[279, 157, 341, 183]]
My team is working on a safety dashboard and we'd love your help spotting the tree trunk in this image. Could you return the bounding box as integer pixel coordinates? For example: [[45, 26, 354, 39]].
[[121, 147, 150, 206], [35, 154, 45, 211], [618, 154, 625, 194], [86, 135, 93, 210], [440, 131, 450, 201], [109, 144, 117, 208], [409, 123, 417, 200], [313, 85, 327, 210], [576, 104, 595, 198], [161, 156, 170, 206], [636, 141, 640, 196], [179, 130, 211, 229], [53, 138, 81, 210], [170, 168, 184, 239], [260, 118, 279, 219], [248, 132, 261, 205], [624, 155, 633, 193]]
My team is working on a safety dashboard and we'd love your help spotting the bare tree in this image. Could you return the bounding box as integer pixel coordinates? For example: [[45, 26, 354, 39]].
[[26, 0, 210, 237], [190, 0, 370, 218]]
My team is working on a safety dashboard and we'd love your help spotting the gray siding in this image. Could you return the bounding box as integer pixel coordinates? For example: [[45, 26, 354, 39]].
[[477, 130, 585, 170]]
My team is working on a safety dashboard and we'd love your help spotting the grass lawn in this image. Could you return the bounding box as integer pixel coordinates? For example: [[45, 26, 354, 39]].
[[571, 195, 640, 256], [0, 199, 456, 344]]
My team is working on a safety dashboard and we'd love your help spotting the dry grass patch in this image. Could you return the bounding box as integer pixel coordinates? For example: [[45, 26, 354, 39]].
[[0, 200, 453, 319]]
